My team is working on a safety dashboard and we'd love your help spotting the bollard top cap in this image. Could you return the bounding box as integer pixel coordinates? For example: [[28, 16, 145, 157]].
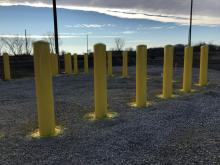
[[94, 43, 106, 48], [185, 46, 193, 49], [165, 45, 173, 48], [201, 45, 209, 48], [137, 45, 147, 49], [3, 52, 9, 56], [33, 40, 49, 45]]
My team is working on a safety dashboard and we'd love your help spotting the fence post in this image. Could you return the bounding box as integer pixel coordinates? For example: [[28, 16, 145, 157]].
[[136, 45, 147, 107], [33, 41, 55, 137], [162, 45, 174, 98], [73, 53, 78, 74], [64, 53, 72, 75], [122, 51, 128, 78], [94, 44, 107, 119], [84, 53, 89, 73], [107, 51, 113, 76], [3, 53, 11, 81], [183, 46, 193, 92], [199, 45, 209, 86]]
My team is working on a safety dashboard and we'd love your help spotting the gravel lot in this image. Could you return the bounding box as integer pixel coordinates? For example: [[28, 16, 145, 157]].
[[0, 66, 219, 164]]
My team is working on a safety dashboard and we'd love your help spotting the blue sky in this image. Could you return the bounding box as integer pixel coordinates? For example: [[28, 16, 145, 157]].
[[0, 2, 220, 53]]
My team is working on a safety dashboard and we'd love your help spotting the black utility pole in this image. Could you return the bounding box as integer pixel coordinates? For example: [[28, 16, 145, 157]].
[[52, 0, 59, 55], [188, 0, 194, 46]]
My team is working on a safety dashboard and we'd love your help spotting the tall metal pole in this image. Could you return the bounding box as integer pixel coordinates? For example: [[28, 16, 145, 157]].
[[188, 0, 194, 46], [87, 34, 89, 55], [52, 0, 59, 55], [25, 29, 28, 55]]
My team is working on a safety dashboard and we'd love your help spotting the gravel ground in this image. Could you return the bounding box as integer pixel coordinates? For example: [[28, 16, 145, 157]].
[[0, 66, 219, 165]]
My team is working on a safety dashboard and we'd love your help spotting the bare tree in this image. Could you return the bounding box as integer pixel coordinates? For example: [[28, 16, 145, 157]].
[[44, 32, 55, 53], [1, 36, 25, 55], [114, 38, 125, 51], [44, 32, 62, 54], [0, 39, 3, 55]]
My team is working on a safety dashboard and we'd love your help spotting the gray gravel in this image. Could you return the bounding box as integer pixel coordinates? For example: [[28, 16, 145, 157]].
[[0, 66, 220, 165]]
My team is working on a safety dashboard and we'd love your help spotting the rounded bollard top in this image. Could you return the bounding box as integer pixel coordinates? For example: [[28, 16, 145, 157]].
[[94, 43, 106, 49], [201, 45, 209, 49], [3, 52, 9, 56], [185, 45, 193, 49], [33, 40, 49, 46], [137, 45, 147, 49], [165, 45, 173, 48]]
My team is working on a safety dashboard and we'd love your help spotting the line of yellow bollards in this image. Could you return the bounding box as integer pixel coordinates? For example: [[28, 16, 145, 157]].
[[1, 41, 209, 137]]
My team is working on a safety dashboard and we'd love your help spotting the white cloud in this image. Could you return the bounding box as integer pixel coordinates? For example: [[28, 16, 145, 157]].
[[0, 0, 220, 25], [149, 26, 164, 30], [65, 24, 115, 29], [0, 34, 119, 39], [122, 31, 135, 34]]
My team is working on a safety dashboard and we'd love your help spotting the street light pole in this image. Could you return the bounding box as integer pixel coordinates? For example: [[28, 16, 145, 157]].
[[52, 0, 59, 55], [188, 0, 194, 46]]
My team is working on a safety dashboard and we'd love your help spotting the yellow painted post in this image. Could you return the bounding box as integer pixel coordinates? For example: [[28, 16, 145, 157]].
[[51, 53, 59, 76], [94, 44, 107, 119], [107, 51, 113, 76], [162, 45, 174, 98], [64, 53, 72, 75], [122, 51, 128, 77], [73, 53, 78, 74], [3, 53, 11, 81], [84, 53, 89, 73], [136, 45, 147, 107], [33, 41, 55, 137], [199, 45, 209, 86], [183, 46, 193, 92]]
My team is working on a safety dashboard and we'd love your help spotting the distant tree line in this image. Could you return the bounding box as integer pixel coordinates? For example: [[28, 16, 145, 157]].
[[0, 32, 59, 56], [0, 35, 219, 56]]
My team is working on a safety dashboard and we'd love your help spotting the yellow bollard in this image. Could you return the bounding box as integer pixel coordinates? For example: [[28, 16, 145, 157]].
[[3, 53, 11, 81], [183, 46, 193, 92], [107, 51, 113, 76], [122, 51, 128, 78], [73, 53, 79, 74], [84, 53, 89, 73], [51, 53, 59, 76], [33, 41, 55, 137], [136, 45, 147, 107], [94, 44, 107, 119], [162, 45, 174, 98], [64, 53, 72, 75], [199, 45, 209, 86]]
